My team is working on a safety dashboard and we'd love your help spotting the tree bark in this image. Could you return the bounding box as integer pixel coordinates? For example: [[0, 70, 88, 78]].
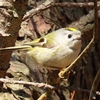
[[0, 0, 28, 87]]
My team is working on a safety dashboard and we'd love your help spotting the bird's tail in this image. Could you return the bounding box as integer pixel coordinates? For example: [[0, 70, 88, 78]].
[[0, 45, 32, 52]]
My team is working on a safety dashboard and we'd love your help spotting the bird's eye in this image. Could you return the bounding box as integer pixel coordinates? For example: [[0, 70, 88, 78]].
[[68, 34, 72, 38]]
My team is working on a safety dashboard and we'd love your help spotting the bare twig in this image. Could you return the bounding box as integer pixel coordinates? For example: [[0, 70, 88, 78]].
[[23, 2, 100, 20], [38, 93, 47, 100], [1, 77, 100, 97], [71, 91, 76, 100], [0, 78, 55, 89]]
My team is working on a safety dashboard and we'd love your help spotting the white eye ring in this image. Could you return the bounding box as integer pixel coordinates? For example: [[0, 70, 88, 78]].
[[68, 34, 72, 38]]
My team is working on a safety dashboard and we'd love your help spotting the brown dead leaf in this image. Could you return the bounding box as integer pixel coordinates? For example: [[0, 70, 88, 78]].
[[28, 15, 52, 36]]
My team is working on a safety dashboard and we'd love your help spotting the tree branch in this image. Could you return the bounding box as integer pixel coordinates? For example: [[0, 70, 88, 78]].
[[23, 1, 100, 20], [0, 78, 55, 89]]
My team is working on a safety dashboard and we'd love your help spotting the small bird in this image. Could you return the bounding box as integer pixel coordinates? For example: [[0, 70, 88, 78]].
[[0, 28, 82, 70]]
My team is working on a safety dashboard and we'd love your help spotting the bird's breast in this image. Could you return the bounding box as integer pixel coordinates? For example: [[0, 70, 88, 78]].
[[27, 45, 81, 70]]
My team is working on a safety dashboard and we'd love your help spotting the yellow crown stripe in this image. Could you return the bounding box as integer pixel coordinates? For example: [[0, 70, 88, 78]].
[[65, 28, 77, 31]]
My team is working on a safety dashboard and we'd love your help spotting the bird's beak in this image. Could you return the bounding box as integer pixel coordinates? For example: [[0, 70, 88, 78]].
[[76, 37, 82, 40], [73, 37, 82, 41]]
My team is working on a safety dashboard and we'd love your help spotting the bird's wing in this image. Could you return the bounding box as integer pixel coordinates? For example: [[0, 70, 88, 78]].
[[23, 37, 57, 48], [23, 37, 47, 47]]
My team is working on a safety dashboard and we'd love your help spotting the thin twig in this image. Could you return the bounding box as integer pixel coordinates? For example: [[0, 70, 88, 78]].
[[71, 91, 76, 100], [1, 77, 100, 96], [0, 78, 55, 89], [38, 93, 47, 100]]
